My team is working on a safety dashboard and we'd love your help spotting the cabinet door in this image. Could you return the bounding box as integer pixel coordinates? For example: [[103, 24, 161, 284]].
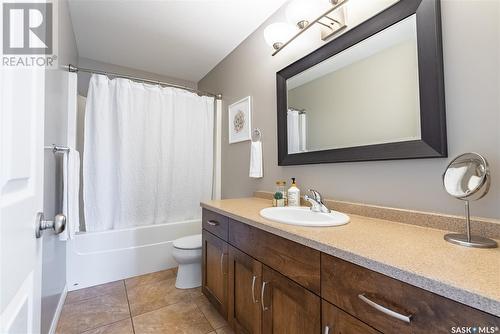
[[202, 230, 228, 318], [322, 300, 381, 334], [261, 265, 321, 334], [228, 246, 262, 334]]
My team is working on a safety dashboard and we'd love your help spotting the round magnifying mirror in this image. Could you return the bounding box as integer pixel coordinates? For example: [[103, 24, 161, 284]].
[[443, 153, 490, 200], [442, 153, 497, 248]]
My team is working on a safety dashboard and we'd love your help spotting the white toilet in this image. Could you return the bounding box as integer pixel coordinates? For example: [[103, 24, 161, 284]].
[[172, 234, 202, 289]]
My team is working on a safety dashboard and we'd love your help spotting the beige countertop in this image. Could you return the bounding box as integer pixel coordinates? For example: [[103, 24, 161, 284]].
[[201, 197, 500, 317]]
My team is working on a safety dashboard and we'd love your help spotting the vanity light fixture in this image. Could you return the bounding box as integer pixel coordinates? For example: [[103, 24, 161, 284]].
[[285, 0, 330, 29], [264, 22, 297, 51], [265, 0, 348, 56]]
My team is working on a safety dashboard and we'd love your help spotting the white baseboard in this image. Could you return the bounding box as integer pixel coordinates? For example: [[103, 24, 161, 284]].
[[48, 285, 67, 334]]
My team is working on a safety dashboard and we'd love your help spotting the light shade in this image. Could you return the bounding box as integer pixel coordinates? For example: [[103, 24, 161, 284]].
[[263, 22, 296, 50], [285, 0, 330, 28]]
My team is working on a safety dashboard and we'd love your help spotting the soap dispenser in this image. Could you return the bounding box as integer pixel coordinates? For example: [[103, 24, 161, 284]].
[[287, 178, 301, 207]]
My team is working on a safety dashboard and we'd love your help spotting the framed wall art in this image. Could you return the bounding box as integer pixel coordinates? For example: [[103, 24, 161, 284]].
[[228, 96, 252, 144]]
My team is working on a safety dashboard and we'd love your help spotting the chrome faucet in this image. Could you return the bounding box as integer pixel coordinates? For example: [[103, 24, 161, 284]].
[[303, 189, 330, 213]]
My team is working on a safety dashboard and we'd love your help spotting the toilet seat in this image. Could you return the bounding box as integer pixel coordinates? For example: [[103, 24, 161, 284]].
[[173, 234, 202, 250]]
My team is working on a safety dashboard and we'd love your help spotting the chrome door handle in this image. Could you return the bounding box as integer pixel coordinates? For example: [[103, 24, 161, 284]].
[[324, 325, 330, 334], [220, 253, 226, 274], [35, 212, 66, 238], [207, 220, 219, 226], [261, 281, 270, 311], [358, 293, 412, 323], [251, 275, 258, 303]]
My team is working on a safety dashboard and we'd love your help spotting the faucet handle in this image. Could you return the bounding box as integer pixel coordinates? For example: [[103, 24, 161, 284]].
[[308, 189, 322, 202]]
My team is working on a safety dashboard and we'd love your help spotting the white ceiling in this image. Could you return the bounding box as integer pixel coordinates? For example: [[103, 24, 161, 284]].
[[68, 0, 287, 83]]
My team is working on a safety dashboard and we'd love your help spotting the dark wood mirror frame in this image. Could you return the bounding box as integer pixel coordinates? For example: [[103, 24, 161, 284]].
[[277, 0, 446, 166]]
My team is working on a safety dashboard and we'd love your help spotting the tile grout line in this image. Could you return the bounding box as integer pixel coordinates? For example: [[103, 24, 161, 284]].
[[59, 282, 130, 334], [128, 282, 216, 333], [191, 290, 226, 333], [78, 318, 130, 334], [123, 270, 186, 319], [69, 269, 215, 334], [193, 300, 216, 334], [64, 271, 178, 334], [123, 280, 136, 334], [64, 281, 124, 306], [132, 297, 200, 318]]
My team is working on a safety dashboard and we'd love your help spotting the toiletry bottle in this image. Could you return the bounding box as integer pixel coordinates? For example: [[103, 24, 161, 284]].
[[275, 180, 287, 205], [287, 178, 301, 207]]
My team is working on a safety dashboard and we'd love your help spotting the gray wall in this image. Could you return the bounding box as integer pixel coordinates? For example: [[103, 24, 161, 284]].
[[77, 57, 197, 97], [41, 0, 78, 333], [198, 0, 500, 219]]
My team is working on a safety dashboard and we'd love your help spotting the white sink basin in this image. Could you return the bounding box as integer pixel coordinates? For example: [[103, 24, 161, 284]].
[[259, 206, 350, 227]]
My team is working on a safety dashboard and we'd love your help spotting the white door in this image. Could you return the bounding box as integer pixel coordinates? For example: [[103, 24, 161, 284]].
[[0, 67, 45, 333]]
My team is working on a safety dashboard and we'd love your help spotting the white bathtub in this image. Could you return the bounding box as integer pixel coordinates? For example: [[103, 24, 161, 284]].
[[66, 219, 201, 291]]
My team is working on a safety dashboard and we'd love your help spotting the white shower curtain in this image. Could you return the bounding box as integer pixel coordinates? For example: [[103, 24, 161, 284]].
[[83, 74, 214, 231], [287, 109, 307, 153]]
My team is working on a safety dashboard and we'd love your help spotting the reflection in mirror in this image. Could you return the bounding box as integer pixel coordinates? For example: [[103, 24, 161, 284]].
[[286, 15, 420, 154], [443, 154, 489, 199]]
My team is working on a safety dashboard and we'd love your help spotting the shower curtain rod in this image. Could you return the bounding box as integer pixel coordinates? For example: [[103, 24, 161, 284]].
[[63, 64, 222, 100]]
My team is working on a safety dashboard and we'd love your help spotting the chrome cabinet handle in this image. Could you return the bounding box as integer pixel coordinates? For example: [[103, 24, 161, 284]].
[[324, 325, 330, 334], [261, 281, 269, 311], [207, 220, 219, 226], [358, 293, 412, 323], [220, 253, 226, 274], [251, 275, 258, 303]]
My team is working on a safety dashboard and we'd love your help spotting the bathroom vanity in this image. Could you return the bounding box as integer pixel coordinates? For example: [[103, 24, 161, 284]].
[[200, 198, 500, 334]]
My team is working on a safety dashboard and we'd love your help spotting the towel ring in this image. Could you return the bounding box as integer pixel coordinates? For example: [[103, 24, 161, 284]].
[[252, 128, 262, 142]]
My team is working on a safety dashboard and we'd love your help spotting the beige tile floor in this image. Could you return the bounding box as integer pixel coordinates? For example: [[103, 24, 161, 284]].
[[56, 268, 233, 334]]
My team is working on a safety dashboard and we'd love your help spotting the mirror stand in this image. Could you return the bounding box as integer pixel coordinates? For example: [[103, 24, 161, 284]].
[[443, 153, 497, 249], [444, 200, 498, 248]]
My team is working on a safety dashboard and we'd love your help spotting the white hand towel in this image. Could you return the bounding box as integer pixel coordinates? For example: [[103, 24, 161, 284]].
[[61, 148, 80, 240], [249, 141, 263, 178]]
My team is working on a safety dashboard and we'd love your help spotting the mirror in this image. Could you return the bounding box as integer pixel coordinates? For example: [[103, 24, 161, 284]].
[[287, 15, 420, 154], [442, 153, 497, 248], [443, 153, 490, 200], [277, 0, 447, 165]]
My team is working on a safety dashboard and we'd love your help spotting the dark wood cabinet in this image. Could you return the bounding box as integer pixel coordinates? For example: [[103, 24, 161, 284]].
[[228, 246, 262, 334], [322, 300, 381, 334], [201, 209, 500, 334], [228, 219, 321, 294], [226, 244, 321, 334], [321, 254, 500, 334], [261, 265, 321, 334], [203, 209, 229, 240], [202, 230, 228, 318]]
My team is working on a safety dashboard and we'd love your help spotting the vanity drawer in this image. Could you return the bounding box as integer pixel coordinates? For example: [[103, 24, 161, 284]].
[[202, 209, 229, 240], [322, 300, 381, 334], [228, 219, 320, 295], [321, 254, 500, 334]]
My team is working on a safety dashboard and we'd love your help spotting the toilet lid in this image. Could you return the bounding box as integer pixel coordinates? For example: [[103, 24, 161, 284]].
[[173, 234, 202, 250]]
